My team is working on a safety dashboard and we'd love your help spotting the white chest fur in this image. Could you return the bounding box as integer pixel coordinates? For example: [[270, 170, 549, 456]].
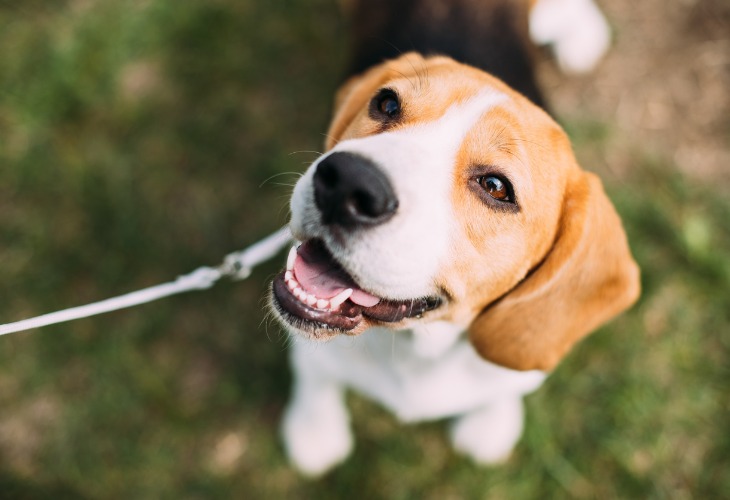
[[288, 322, 546, 423]]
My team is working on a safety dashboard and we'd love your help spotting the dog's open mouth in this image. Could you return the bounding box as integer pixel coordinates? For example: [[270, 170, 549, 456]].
[[271, 239, 442, 334]]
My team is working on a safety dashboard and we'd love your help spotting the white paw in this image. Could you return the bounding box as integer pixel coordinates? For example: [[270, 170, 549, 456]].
[[530, 0, 611, 74], [281, 392, 353, 477], [450, 398, 524, 465], [552, 22, 610, 74]]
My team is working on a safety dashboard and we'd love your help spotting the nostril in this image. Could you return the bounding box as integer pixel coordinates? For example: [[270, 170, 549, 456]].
[[351, 190, 376, 218], [317, 161, 339, 188]]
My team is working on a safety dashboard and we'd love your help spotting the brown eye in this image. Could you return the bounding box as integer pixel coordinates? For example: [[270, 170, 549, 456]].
[[478, 175, 511, 202], [371, 89, 401, 119], [379, 95, 399, 117]]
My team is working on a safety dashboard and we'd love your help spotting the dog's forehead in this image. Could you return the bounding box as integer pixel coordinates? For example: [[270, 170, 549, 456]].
[[386, 62, 513, 120], [388, 66, 492, 116]]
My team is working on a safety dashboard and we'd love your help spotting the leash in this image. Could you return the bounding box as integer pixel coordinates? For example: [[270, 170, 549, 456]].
[[0, 226, 292, 337]]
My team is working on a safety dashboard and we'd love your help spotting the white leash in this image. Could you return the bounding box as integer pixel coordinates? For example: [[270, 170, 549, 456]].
[[0, 226, 292, 337]]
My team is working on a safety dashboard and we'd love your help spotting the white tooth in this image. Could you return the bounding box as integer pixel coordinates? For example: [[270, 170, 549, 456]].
[[306, 294, 317, 306], [286, 246, 297, 271], [329, 288, 353, 310], [287, 279, 297, 290], [293, 287, 303, 299], [316, 299, 329, 309], [285, 271, 293, 281]]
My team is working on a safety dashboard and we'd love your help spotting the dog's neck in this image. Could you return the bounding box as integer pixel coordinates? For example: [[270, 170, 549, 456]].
[[409, 321, 466, 358]]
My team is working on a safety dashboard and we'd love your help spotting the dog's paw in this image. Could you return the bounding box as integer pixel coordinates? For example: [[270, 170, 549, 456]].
[[530, 0, 611, 74], [449, 398, 524, 465], [281, 393, 353, 477]]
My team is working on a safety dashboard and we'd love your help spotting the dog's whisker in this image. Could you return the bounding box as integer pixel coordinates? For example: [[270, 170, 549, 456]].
[[289, 150, 324, 156], [390, 68, 418, 93], [259, 171, 304, 188], [504, 137, 550, 151], [400, 46, 428, 92], [320, 131, 340, 147], [276, 201, 292, 220], [391, 329, 396, 362], [375, 36, 406, 59]]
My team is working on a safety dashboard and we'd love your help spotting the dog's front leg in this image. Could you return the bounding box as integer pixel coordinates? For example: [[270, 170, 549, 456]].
[[281, 343, 353, 477], [449, 396, 525, 465]]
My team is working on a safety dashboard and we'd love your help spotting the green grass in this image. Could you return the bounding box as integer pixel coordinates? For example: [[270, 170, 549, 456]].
[[0, 1, 728, 498]]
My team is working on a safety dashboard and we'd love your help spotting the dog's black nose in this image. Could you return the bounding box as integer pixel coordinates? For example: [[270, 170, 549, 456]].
[[313, 152, 398, 228]]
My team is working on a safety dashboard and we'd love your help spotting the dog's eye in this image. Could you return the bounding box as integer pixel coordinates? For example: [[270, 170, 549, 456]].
[[478, 175, 512, 202], [371, 89, 401, 119], [379, 95, 400, 117]]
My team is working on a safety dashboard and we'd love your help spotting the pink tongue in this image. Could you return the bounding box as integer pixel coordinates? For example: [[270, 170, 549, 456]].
[[293, 244, 381, 307]]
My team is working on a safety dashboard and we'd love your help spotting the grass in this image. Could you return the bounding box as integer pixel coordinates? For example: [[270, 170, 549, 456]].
[[0, 1, 728, 498]]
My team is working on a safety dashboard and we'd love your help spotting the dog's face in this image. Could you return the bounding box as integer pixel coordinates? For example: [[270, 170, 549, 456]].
[[271, 54, 639, 371]]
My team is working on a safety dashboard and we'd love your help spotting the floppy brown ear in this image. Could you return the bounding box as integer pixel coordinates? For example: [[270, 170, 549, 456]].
[[468, 171, 640, 372]]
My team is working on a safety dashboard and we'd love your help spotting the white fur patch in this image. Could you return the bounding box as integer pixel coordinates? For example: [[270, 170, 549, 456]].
[[529, 0, 611, 74]]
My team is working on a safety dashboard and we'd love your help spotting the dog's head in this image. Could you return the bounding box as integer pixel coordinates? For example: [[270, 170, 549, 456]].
[[271, 53, 639, 371]]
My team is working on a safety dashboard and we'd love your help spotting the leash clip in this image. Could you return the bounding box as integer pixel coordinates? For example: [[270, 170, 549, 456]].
[[219, 225, 293, 281], [219, 253, 253, 281]]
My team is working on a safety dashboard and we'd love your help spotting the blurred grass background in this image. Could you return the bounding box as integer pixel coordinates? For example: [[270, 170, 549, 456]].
[[0, 0, 728, 498]]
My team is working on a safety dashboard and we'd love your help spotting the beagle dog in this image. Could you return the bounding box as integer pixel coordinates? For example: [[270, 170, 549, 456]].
[[270, 0, 639, 476]]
